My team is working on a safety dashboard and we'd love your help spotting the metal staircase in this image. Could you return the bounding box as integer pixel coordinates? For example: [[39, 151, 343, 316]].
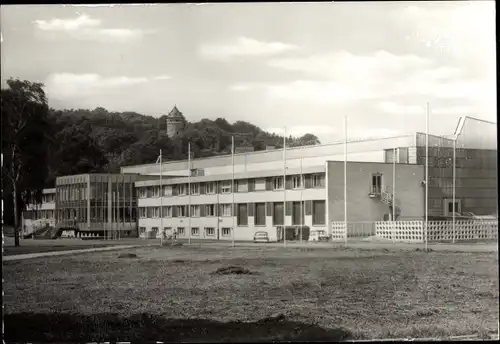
[[369, 186, 401, 220], [381, 186, 401, 220]]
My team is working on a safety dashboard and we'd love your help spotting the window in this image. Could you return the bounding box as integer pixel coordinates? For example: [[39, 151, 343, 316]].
[[177, 205, 187, 217], [237, 204, 248, 226], [205, 227, 215, 236], [191, 205, 200, 217], [163, 206, 173, 217], [139, 227, 146, 234], [177, 227, 185, 236], [163, 185, 172, 196], [206, 204, 216, 217], [292, 201, 305, 225], [444, 199, 461, 216], [312, 174, 324, 188], [222, 227, 232, 237], [221, 180, 231, 193], [178, 184, 187, 196], [221, 204, 232, 217], [312, 200, 326, 225], [236, 180, 248, 192], [191, 227, 199, 236], [139, 208, 147, 218], [190, 183, 200, 195], [273, 176, 284, 190], [255, 203, 266, 226], [273, 202, 284, 225], [151, 227, 159, 235], [371, 174, 382, 194], [153, 186, 160, 197], [152, 207, 160, 218], [292, 175, 303, 189], [206, 182, 216, 194], [255, 178, 266, 191]]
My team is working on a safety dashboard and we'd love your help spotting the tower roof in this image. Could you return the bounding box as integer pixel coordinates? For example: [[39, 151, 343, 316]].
[[167, 105, 183, 118]]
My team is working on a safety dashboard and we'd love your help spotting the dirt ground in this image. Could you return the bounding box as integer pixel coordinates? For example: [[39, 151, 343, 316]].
[[3, 245, 499, 342]]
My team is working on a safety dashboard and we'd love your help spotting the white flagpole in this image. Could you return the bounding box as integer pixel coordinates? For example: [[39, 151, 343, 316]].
[[188, 143, 192, 245], [283, 127, 287, 248], [393, 148, 396, 221], [231, 136, 235, 247], [452, 138, 456, 243], [159, 149, 163, 246], [300, 150, 303, 244], [344, 115, 348, 245], [425, 102, 429, 252]]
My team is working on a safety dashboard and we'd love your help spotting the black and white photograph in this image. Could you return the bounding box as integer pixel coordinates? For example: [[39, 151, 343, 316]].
[[1, 1, 498, 342]]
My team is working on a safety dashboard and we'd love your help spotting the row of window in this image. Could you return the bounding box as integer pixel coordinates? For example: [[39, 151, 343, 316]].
[[23, 210, 55, 220], [138, 174, 325, 198], [139, 226, 232, 237], [138, 200, 326, 226]]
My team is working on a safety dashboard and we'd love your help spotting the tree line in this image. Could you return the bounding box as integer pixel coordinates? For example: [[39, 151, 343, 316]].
[[1, 78, 320, 246]]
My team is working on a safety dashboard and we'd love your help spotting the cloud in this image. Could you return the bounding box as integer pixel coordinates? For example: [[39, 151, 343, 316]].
[[34, 14, 154, 42], [154, 75, 172, 81], [377, 101, 474, 116], [200, 36, 300, 60], [45, 73, 149, 99]]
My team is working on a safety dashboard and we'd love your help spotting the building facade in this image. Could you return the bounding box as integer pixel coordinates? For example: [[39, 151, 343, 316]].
[[166, 106, 186, 138]]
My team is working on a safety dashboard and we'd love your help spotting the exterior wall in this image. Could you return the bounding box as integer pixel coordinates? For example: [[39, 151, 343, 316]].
[[326, 161, 425, 231], [166, 118, 184, 138], [137, 174, 327, 241], [22, 189, 57, 236], [121, 135, 416, 176], [416, 118, 497, 217]]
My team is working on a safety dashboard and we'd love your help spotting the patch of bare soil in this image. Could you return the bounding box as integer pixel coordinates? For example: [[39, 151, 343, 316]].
[[212, 266, 256, 275]]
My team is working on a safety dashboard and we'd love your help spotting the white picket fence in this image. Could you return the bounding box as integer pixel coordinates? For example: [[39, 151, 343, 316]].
[[331, 220, 498, 243]]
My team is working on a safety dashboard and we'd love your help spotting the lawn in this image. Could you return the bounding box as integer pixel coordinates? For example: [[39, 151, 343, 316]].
[[3, 245, 499, 342]]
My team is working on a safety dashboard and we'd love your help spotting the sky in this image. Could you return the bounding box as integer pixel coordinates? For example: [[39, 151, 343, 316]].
[[0, 2, 496, 144]]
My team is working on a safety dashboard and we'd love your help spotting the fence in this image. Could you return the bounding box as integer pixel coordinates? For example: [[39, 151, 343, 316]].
[[331, 220, 498, 243]]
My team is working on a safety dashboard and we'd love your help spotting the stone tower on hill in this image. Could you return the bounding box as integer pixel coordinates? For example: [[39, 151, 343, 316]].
[[166, 105, 186, 138]]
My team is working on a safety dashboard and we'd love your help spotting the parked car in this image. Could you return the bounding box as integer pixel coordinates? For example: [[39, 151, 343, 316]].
[[253, 231, 270, 243], [309, 230, 330, 242]]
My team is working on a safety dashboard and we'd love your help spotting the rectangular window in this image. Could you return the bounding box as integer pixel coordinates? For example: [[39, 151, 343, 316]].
[[206, 182, 216, 194], [191, 205, 200, 217], [151, 207, 159, 218], [312, 200, 326, 225], [139, 227, 146, 234], [151, 227, 159, 235], [273, 202, 284, 225], [191, 227, 199, 236], [292, 201, 305, 225], [273, 176, 284, 190], [292, 175, 303, 189], [153, 186, 160, 197], [139, 207, 147, 218], [163, 185, 173, 196], [444, 199, 461, 216], [222, 227, 231, 237], [255, 202, 266, 226], [221, 180, 231, 193], [237, 203, 248, 226], [236, 180, 248, 192], [177, 205, 187, 217], [177, 227, 185, 236], [190, 183, 200, 195], [178, 184, 187, 196], [371, 173, 382, 194], [221, 204, 232, 216], [205, 227, 215, 236], [312, 174, 324, 188], [206, 204, 216, 217], [255, 178, 266, 191], [163, 206, 173, 217]]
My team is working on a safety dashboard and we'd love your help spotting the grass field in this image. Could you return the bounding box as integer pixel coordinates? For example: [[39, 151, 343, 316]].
[[3, 245, 499, 342]]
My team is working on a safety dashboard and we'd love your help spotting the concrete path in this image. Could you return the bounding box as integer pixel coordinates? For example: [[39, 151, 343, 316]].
[[3, 245, 140, 261]]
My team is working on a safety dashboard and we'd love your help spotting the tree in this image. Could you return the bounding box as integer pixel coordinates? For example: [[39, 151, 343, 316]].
[[1, 78, 51, 247]]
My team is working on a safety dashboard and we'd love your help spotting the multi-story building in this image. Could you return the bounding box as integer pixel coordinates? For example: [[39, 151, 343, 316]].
[[21, 188, 56, 237], [21, 116, 497, 241]]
